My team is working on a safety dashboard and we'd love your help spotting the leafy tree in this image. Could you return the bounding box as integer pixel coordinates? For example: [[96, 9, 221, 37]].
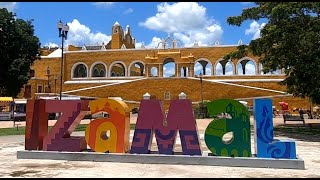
[[0, 8, 40, 97], [224, 2, 320, 103]]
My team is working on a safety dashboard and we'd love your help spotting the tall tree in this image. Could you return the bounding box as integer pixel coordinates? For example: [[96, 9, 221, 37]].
[[225, 2, 320, 103], [0, 8, 40, 97]]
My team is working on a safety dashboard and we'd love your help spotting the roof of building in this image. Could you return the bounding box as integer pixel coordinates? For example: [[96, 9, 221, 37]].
[[47, 48, 62, 57], [114, 21, 120, 26], [84, 45, 102, 50]]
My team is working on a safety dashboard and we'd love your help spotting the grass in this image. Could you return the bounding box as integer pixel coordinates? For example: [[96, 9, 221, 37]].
[[0, 123, 137, 136]]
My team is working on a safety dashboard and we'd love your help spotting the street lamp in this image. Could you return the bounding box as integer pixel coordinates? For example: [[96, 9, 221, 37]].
[[54, 75, 58, 94], [46, 66, 52, 93], [57, 20, 69, 100], [198, 72, 204, 118], [309, 97, 313, 119]]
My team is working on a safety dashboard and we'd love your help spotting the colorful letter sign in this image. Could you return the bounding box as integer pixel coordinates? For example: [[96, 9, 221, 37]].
[[24, 97, 298, 161], [130, 98, 201, 155], [253, 99, 296, 159], [85, 98, 130, 153], [43, 100, 89, 152], [25, 99, 48, 150], [205, 99, 251, 157]]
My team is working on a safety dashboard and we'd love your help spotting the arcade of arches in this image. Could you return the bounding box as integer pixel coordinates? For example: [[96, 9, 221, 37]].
[[70, 57, 284, 79], [21, 45, 311, 112]]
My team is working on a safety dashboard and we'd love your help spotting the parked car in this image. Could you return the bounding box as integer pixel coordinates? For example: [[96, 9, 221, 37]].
[[0, 111, 12, 121], [13, 112, 26, 121]]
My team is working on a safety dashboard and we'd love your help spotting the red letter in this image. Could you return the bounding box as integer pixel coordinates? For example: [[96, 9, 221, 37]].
[[42, 100, 89, 152]]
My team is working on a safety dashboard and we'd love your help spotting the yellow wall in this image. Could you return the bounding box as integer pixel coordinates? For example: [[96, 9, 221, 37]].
[[19, 45, 310, 112]]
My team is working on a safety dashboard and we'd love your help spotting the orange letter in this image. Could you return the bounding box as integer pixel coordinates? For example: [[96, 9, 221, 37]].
[[85, 99, 130, 153]]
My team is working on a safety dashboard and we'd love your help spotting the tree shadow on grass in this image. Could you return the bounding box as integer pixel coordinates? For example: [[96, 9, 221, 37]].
[[273, 123, 320, 142]]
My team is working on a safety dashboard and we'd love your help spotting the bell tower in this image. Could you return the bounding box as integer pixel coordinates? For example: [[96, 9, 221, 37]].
[[111, 21, 123, 49]]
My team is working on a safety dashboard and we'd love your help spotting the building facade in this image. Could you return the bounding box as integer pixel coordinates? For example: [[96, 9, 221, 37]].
[[18, 23, 310, 111]]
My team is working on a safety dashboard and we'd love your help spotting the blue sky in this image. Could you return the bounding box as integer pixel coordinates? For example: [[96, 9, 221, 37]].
[[1, 2, 269, 76], [2, 2, 266, 48]]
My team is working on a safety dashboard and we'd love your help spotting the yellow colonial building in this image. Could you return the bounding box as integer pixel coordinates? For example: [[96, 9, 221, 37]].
[[17, 22, 310, 111]]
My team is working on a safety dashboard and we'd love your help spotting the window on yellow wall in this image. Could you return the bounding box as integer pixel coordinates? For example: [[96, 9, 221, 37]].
[[92, 64, 106, 77], [74, 64, 87, 78], [37, 85, 43, 93], [24, 85, 31, 98], [29, 69, 35, 77], [113, 27, 118, 34], [93, 68, 99, 77], [164, 92, 171, 100]]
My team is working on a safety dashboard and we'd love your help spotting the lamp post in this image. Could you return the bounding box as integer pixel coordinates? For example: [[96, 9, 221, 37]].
[[57, 20, 69, 100], [198, 72, 204, 118], [54, 75, 57, 94], [46, 66, 52, 93], [309, 97, 313, 119]]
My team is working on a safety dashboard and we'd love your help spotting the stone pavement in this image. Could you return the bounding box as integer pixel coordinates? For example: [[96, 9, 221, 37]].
[[0, 116, 319, 177]]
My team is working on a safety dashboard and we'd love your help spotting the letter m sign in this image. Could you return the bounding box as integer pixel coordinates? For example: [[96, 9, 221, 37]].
[[130, 98, 201, 155]]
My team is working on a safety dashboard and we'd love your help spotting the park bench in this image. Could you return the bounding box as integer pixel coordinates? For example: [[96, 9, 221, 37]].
[[283, 114, 305, 125]]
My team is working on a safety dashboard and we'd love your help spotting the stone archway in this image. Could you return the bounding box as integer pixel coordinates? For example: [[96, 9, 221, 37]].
[[163, 58, 176, 77], [71, 62, 89, 78], [180, 67, 189, 77], [236, 57, 257, 75], [109, 61, 127, 77], [194, 58, 212, 76], [128, 60, 145, 76], [90, 61, 107, 77], [214, 59, 235, 75]]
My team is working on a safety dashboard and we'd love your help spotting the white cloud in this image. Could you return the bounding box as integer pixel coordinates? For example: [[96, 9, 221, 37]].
[[124, 8, 133, 14], [216, 63, 223, 75], [65, 19, 111, 46], [93, 2, 116, 7], [139, 2, 223, 47], [136, 36, 163, 49], [245, 62, 256, 75], [44, 42, 59, 48], [146, 37, 163, 48], [237, 61, 256, 75], [151, 67, 158, 76], [206, 67, 212, 75], [245, 21, 266, 40], [194, 62, 212, 75], [240, 2, 253, 5], [135, 42, 143, 49], [237, 64, 243, 75], [163, 63, 175, 77], [225, 62, 234, 75], [215, 62, 234, 75], [194, 62, 203, 75], [0, 2, 17, 12]]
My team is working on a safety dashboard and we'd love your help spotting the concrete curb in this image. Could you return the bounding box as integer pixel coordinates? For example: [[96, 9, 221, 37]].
[[17, 150, 305, 170]]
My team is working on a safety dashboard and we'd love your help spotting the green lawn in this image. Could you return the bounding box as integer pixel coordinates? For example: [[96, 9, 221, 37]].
[[0, 124, 136, 136]]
